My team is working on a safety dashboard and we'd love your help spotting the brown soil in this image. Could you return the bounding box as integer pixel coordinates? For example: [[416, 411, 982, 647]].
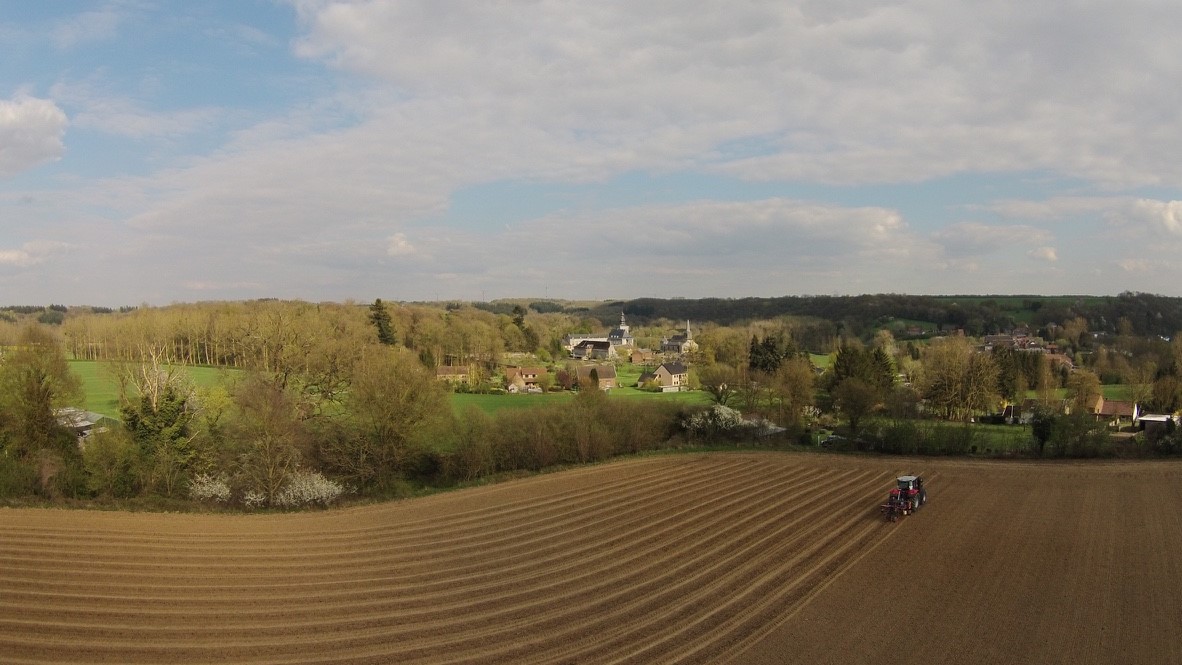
[[3, 452, 1181, 664]]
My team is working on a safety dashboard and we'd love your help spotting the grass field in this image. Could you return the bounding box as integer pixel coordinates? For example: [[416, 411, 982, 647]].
[[68, 360, 237, 418], [70, 359, 712, 419]]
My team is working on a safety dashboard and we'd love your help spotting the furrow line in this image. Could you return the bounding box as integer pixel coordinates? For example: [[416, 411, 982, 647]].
[[0, 466, 828, 635], [0, 465, 869, 656], [0, 461, 799, 602]]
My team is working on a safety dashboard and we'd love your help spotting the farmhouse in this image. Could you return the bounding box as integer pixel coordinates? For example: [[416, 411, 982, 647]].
[[564, 312, 635, 353], [435, 366, 471, 385], [572, 340, 615, 360], [563, 333, 608, 352], [630, 349, 655, 364], [504, 366, 547, 393], [576, 364, 617, 390], [640, 362, 689, 391], [1088, 396, 1140, 428]]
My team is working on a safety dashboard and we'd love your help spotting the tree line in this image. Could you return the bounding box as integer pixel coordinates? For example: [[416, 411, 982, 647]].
[[7, 294, 1182, 506]]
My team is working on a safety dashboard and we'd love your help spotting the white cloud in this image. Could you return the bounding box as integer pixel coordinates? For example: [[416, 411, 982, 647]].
[[10, 2, 1182, 303], [0, 96, 69, 177], [1118, 258, 1152, 273], [52, 7, 120, 49], [1028, 246, 1058, 262], [931, 222, 1051, 259], [285, 1, 1182, 188], [0, 241, 72, 267], [981, 197, 1118, 221], [50, 81, 222, 139], [1131, 199, 1182, 235], [183, 280, 263, 291], [386, 233, 416, 256]]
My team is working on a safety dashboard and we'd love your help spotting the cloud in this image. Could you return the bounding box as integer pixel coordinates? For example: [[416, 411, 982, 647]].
[[52, 7, 121, 48], [386, 233, 416, 257], [286, 1, 1182, 189], [0, 96, 69, 177], [11, 2, 1182, 303], [1117, 258, 1152, 273], [183, 280, 263, 291], [50, 81, 223, 139], [931, 222, 1051, 259], [981, 197, 1118, 221], [0, 241, 72, 267], [1028, 246, 1058, 262], [361, 198, 939, 298], [1131, 199, 1182, 235]]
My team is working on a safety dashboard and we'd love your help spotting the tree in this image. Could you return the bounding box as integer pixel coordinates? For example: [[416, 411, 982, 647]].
[[117, 347, 198, 497], [769, 357, 815, 427], [320, 349, 448, 491], [0, 325, 83, 497], [81, 428, 136, 497], [698, 364, 740, 406], [918, 336, 999, 421], [369, 298, 397, 345], [226, 375, 307, 504], [0, 325, 83, 458], [748, 333, 795, 374], [832, 378, 879, 436], [830, 345, 894, 392], [1065, 369, 1102, 413]]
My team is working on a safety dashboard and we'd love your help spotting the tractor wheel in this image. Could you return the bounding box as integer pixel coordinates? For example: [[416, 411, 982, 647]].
[[890, 512, 899, 523]]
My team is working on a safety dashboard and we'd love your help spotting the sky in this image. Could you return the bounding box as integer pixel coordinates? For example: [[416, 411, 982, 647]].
[[3, 1, 1182, 306]]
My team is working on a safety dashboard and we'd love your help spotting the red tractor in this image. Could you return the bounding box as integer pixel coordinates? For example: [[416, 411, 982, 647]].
[[881, 475, 927, 522]]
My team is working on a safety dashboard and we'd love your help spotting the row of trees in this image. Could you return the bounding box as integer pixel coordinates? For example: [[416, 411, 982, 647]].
[[9, 293, 1182, 504], [0, 316, 692, 504]]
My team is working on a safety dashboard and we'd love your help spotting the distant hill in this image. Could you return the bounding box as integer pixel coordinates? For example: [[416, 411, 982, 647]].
[[568, 292, 1182, 339]]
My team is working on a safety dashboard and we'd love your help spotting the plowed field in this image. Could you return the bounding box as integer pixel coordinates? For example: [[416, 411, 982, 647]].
[[3, 452, 1182, 664]]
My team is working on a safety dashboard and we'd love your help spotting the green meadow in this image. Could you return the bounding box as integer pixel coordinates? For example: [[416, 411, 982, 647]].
[[68, 360, 236, 418], [69, 359, 712, 419]]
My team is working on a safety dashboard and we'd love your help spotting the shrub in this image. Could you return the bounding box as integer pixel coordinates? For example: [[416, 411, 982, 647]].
[[681, 404, 750, 441], [272, 470, 346, 508], [242, 490, 266, 509], [0, 455, 37, 499], [188, 473, 232, 503]]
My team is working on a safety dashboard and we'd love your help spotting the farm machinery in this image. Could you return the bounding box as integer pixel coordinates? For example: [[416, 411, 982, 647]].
[[881, 475, 927, 522]]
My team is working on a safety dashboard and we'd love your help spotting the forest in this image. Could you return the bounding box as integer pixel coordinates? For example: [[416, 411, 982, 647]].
[[4, 292, 1182, 508]]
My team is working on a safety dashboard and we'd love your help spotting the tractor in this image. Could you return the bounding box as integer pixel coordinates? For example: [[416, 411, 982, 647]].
[[881, 475, 927, 522]]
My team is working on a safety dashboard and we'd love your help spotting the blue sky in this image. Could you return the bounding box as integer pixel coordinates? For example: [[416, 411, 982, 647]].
[[3, 1, 1182, 306]]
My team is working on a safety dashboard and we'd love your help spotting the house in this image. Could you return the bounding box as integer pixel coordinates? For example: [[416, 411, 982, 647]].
[[504, 366, 547, 393], [651, 362, 689, 391], [1088, 396, 1140, 428], [660, 321, 698, 355], [631, 349, 656, 365], [563, 312, 634, 352], [1006, 398, 1070, 424], [1044, 353, 1075, 372], [436, 366, 471, 384], [572, 340, 615, 360], [576, 364, 617, 390], [563, 333, 609, 352]]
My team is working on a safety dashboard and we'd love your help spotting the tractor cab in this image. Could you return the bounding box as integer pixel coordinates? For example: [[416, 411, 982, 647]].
[[882, 475, 927, 521], [895, 475, 926, 508], [897, 475, 919, 492]]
